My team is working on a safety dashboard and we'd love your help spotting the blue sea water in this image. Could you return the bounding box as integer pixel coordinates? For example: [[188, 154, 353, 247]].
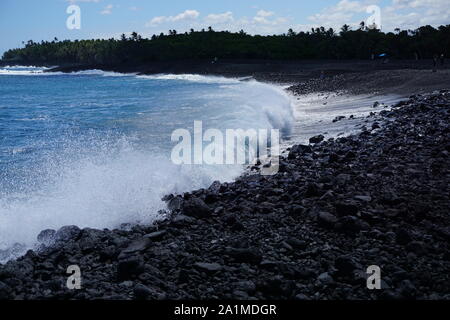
[[0, 66, 294, 260]]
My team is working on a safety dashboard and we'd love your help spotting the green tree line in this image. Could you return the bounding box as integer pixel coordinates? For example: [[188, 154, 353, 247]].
[[2, 24, 449, 64]]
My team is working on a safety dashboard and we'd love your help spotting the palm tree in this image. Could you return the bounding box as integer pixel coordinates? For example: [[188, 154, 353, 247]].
[[359, 21, 365, 31], [340, 24, 351, 35]]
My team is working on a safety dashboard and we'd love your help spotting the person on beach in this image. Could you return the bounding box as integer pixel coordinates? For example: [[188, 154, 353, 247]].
[[440, 54, 445, 66]]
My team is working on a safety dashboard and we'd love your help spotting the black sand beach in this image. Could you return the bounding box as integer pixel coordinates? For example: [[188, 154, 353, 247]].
[[0, 63, 449, 300]]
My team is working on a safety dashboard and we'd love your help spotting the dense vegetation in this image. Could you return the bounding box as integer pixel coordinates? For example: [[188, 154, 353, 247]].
[[2, 24, 449, 64]]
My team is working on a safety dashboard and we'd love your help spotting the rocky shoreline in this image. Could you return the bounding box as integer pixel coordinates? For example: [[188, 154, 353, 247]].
[[1, 88, 449, 300]]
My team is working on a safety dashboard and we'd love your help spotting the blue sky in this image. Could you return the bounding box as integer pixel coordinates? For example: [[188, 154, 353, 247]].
[[1, 0, 449, 56]]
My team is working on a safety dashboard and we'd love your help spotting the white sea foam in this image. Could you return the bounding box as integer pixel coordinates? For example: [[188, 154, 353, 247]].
[[69, 69, 137, 77], [0, 139, 242, 262], [137, 73, 241, 84], [0, 69, 62, 76], [0, 72, 295, 262]]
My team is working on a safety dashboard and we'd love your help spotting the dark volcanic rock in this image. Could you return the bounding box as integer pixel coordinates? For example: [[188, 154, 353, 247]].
[[37, 229, 56, 244], [335, 202, 359, 216], [225, 248, 262, 265], [181, 197, 212, 218], [0, 281, 12, 300], [334, 256, 358, 277], [54, 225, 81, 242], [309, 134, 325, 144], [117, 255, 145, 280], [317, 211, 338, 227], [1, 90, 450, 301], [194, 262, 223, 273]]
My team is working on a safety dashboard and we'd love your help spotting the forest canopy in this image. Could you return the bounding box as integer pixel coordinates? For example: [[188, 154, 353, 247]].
[[2, 24, 449, 64]]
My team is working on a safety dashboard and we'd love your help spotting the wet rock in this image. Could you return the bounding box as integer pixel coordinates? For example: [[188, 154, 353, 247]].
[[333, 116, 346, 123], [182, 197, 212, 218], [288, 144, 313, 159], [309, 134, 325, 144], [37, 229, 56, 244], [171, 214, 195, 227], [54, 225, 81, 242], [144, 230, 167, 241], [120, 238, 152, 256], [167, 196, 183, 212]]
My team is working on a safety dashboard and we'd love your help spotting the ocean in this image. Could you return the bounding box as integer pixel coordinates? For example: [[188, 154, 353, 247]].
[[0, 66, 294, 261]]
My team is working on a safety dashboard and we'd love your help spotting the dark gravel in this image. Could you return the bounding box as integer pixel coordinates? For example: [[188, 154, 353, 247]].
[[0, 90, 449, 300]]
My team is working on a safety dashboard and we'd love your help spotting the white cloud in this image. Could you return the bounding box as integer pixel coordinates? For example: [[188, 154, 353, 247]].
[[146, 10, 200, 26], [384, 0, 450, 29], [308, 0, 368, 27], [306, 0, 450, 32], [141, 1, 449, 37], [256, 10, 275, 18], [205, 12, 234, 24], [100, 4, 113, 15]]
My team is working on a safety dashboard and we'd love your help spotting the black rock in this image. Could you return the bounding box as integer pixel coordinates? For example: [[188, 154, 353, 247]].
[[335, 256, 357, 276], [225, 248, 262, 265], [286, 238, 307, 250], [309, 134, 325, 144], [120, 238, 152, 256], [288, 144, 313, 159], [335, 216, 369, 234], [133, 284, 153, 299], [144, 230, 167, 241], [0, 281, 12, 300], [37, 229, 56, 244], [54, 225, 81, 242], [396, 229, 412, 245], [289, 204, 305, 215], [167, 196, 183, 212], [335, 202, 359, 216], [182, 197, 212, 218], [117, 256, 145, 280], [194, 262, 223, 273], [317, 211, 338, 227], [305, 182, 321, 197], [333, 116, 346, 123]]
